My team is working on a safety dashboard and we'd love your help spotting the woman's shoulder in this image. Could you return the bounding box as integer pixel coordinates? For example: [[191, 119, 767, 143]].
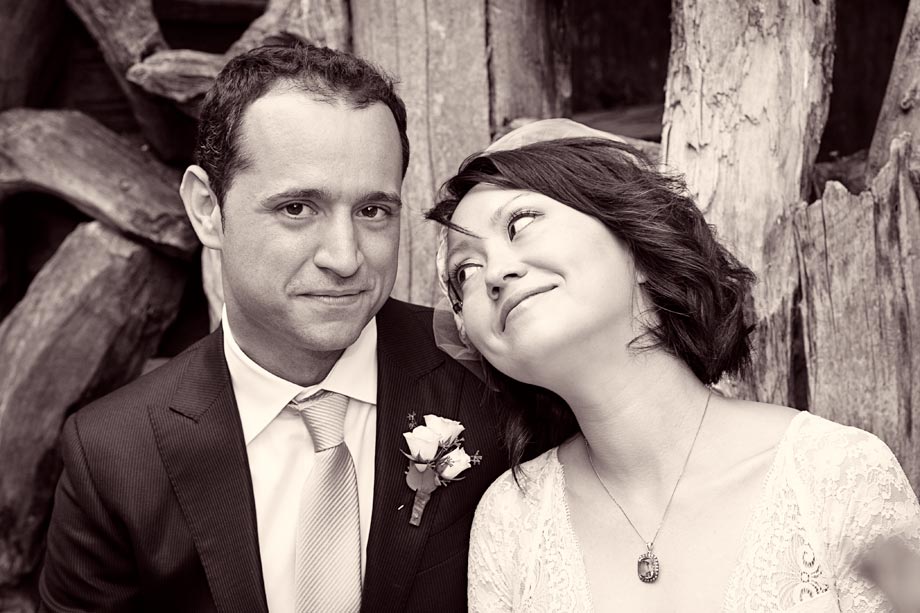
[[786, 411, 900, 472], [474, 446, 562, 520]]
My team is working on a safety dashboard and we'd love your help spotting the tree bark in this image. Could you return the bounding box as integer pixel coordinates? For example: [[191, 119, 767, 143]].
[[0, 0, 66, 109], [0, 221, 185, 591], [795, 135, 920, 491], [64, 0, 196, 162], [351, 0, 571, 306], [0, 109, 196, 259], [662, 0, 836, 405], [867, 0, 920, 180]]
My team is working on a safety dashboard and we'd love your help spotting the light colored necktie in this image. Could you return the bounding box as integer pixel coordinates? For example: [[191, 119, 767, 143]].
[[290, 390, 362, 613]]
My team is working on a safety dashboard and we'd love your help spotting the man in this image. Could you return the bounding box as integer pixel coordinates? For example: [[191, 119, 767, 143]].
[[39, 37, 507, 613]]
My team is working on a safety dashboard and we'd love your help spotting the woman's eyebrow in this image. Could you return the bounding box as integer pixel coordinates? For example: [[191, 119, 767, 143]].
[[489, 192, 530, 225]]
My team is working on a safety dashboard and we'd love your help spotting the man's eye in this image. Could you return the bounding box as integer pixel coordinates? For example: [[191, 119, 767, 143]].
[[283, 202, 307, 216], [358, 206, 389, 219], [508, 213, 537, 240]]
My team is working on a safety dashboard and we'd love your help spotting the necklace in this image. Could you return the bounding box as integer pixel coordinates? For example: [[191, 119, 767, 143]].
[[583, 390, 711, 584]]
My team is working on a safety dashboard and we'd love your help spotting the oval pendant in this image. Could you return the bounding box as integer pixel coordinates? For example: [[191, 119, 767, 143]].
[[637, 549, 660, 583]]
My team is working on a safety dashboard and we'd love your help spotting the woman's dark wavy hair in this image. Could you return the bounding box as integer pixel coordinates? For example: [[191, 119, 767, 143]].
[[426, 137, 757, 470]]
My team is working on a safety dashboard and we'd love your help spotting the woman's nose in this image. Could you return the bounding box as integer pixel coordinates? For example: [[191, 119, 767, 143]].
[[485, 259, 526, 300]]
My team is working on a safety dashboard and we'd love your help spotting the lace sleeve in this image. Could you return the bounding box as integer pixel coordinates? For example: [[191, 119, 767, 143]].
[[815, 427, 920, 611], [467, 471, 522, 613]]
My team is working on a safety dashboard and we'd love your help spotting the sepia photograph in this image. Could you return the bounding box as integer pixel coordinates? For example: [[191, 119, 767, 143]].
[[1, 1, 919, 611]]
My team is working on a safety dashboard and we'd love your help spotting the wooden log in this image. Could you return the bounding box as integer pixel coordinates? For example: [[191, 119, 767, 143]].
[[487, 0, 571, 132], [867, 0, 920, 180], [0, 221, 186, 591], [795, 134, 920, 490], [0, 0, 66, 109], [64, 0, 196, 162], [352, 0, 491, 306], [352, 0, 571, 306], [0, 109, 197, 259], [662, 0, 835, 405], [126, 48, 222, 107], [127, 0, 350, 113]]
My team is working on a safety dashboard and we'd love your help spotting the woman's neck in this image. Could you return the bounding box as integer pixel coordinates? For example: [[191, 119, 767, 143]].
[[548, 349, 712, 494]]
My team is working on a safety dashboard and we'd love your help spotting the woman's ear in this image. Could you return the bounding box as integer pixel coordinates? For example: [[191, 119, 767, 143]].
[[179, 165, 223, 250]]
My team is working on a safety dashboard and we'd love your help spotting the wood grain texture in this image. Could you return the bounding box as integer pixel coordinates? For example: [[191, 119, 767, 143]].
[[65, 0, 196, 161], [353, 0, 572, 306], [488, 0, 571, 131], [0, 0, 66, 109], [0, 222, 185, 589], [662, 0, 835, 404], [0, 109, 196, 258], [868, 0, 920, 180], [795, 135, 920, 490], [352, 0, 491, 305]]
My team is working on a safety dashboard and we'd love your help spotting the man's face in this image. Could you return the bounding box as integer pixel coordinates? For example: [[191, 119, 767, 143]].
[[218, 88, 403, 360]]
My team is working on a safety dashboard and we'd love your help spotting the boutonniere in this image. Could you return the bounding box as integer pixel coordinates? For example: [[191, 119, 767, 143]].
[[402, 414, 481, 526]]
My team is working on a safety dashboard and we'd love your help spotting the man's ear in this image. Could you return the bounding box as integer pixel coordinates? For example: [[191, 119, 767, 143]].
[[180, 165, 224, 250]]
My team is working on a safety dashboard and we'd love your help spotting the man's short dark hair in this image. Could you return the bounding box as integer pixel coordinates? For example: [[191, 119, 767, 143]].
[[195, 33, 410, 205]]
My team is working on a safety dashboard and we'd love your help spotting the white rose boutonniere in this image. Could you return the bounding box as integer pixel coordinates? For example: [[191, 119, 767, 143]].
[[402, 414, 481, 526]]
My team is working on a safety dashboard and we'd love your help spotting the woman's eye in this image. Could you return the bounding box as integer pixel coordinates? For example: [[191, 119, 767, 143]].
[[508, 213, 537, 240], [454, 263, 482, 287]]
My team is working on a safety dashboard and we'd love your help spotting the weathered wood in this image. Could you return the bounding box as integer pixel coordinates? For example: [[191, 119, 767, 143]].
[[0, 221, 185, 590], [126, 48, 222, 106], [488, 0, 571, 132], [868, 0, 920, 180], [127, 0, 350, 112], [0, 109, 196, 258], [64, 0, 196, 161], [0, 0, 66, 109], [795, 135, 920, 491], [352, 0, 491, 306], [352, 0, 572, 306], [662, 0, 835, 404]]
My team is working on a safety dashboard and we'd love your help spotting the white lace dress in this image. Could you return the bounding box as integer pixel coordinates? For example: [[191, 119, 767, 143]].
[[468, 412, 920, 612]]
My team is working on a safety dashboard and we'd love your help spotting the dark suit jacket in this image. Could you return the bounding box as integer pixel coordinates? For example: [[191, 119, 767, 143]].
[[39, 299, 509, 612]]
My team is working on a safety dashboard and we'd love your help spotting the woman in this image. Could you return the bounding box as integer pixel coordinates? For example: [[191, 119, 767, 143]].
[[425, 119, 920, 612]]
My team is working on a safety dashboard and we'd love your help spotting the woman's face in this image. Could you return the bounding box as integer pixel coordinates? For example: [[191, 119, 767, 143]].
[[446, 184, 643, 385]]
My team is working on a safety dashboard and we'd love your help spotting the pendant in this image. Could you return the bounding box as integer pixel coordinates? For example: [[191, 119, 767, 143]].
[[637, 544, 660, 583]]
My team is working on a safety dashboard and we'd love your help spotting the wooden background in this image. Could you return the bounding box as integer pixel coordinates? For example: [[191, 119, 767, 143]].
[[0, 0, 918, 609]]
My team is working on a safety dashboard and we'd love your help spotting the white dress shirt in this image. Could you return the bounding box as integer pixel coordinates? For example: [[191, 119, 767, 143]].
[[221, 311, 377, 613]]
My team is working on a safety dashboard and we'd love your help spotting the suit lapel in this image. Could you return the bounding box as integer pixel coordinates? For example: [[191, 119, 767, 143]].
[[361, 300, 462, 612], [147, 330, 268, 613]]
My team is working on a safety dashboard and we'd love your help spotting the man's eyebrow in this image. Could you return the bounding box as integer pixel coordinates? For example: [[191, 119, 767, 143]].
[[260, 187, 333, 207], [258, 188, 403, 208], [357, 191, 403, 208]]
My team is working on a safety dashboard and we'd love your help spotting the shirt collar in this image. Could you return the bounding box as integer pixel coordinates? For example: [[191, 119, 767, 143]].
[[221, 306, 378, 444]]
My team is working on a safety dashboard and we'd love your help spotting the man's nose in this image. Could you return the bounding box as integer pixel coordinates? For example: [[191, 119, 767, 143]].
[[313, 215, 363, 277]]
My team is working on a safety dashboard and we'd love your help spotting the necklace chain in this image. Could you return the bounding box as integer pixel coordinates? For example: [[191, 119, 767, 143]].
[[584, 390, 712, 551]]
